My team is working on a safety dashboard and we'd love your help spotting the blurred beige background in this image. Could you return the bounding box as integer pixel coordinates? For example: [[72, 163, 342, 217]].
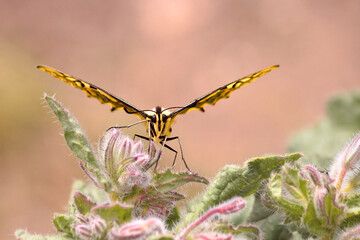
[[0, 0, 359, 238]]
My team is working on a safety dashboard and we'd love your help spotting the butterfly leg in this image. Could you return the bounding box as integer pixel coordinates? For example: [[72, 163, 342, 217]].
[[107, 119, 148, 131], [154, 136, 167, 170], [133, 134, 154, 155], [166, 136, 193, 173]]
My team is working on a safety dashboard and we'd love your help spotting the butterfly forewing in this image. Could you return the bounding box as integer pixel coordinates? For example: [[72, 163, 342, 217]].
[[169, 65, 279, 118], [37, 65, 147, 120]]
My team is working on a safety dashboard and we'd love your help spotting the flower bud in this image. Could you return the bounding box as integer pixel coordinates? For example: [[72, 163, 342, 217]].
[[76, 214, 89, 224], [338, 225, 360, 240], [89, 215, 107, 238], [330, 133, 360, 192], [194, 233, 232, 240], [109, 218, 165, 239], [180, 198, 246, 238], [131, 142, 144, 157], [216, 197, 246, 215], [97, 128, 152, 186], [121, 166, 151, 189], [73, 223, 92, 240], [132, 154, 151, 170]]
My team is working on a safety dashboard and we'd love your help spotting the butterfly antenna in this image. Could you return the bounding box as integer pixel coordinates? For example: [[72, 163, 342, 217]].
[[162, 106, 183, 112], [127, 109, 156, 114]]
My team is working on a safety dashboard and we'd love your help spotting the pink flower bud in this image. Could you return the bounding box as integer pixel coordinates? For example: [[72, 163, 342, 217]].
[[338, 225, 360, 240], [314, 187, 329, 223], [194, 233, 232, 240], [116, 137, 133, 160], [121, 166, 150, 188], [216, 198, 246, 214], [73, 223, 92, 240], [89, 215, 107, 237], [304, 165, 324, 187], [132, 154, 151, 169], [180, 198, 246, 238], [97, 128, 153, 186], [76, 214, 89, 223], [109, 218, 165, 239], [98, 128, 122, 158], [330, 133, 360, 192], [131, 142, 144, 157]]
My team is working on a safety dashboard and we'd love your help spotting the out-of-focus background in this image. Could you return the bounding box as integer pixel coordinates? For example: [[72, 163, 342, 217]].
[[0, 0, 359, 238]]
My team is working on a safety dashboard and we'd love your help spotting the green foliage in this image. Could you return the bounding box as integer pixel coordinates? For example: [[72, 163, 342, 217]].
[[17, 90, 360, 240], [52, 214, 76, 237], [45, 95, 98, 169], [91, 202, 133, 224], [342, 194, 360, 227], [74, 191, 96, 215], [180, 153, 302, 227], [45, 95, 108, 190], [212, 221, 262, 239], [165, 206, 181, 230], [153, 169, 209, 192]]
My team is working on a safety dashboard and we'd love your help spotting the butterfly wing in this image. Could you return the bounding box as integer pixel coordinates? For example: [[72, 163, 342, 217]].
[[37, 65, 148, 120], [169, 65, 279, 119]]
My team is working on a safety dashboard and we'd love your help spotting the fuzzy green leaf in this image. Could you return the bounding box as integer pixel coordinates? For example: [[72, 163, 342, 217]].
[[135, 191, 184, 217], [268, 174, 304, 221], [281, 165, 308, 203], [342, 194, 360, 227], [45, 95, 98, 168], [303, 201, 328, 236], [247, 193, 273, 223], [181, 153, 302, 227], [73, 191, 96, 215], [153, 169, 209, 192], [324, 185, 344, 226], [122, 185, 143, 202], [255, 214, 293, 240], [303, 184, 344, 238], [45, 95, 111, 191], [165, 206, 181, 230], [212, 221, 262, 239], [52, 213, 75, 237], [92, 202, 133, 224]]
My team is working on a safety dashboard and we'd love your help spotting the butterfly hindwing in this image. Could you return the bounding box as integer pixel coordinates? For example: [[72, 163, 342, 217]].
[[169, 65, 279, 119], [37, 65, 147, 120]]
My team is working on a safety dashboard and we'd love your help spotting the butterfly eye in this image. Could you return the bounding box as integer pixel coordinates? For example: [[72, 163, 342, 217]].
[[150, 115, 157, 123], [162, 114, 168, 122]]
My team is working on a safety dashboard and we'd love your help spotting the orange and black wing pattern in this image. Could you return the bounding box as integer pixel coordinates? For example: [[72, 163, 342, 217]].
[[169, 65, 279, 119], [37, 65, 147, 120]]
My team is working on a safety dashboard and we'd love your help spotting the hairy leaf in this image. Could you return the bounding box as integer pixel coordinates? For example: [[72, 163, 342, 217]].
[[181, 153, 302, 227]]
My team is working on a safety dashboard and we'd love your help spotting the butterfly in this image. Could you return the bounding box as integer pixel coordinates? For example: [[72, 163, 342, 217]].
[[38, 64, 279, 171]]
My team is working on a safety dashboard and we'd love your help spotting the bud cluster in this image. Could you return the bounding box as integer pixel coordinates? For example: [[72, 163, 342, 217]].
[[98, 128, 154, 195], [265, 133, 360, 239]]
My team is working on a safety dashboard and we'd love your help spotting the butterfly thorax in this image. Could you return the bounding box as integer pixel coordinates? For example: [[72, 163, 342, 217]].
[[143, 106, 174, 143]]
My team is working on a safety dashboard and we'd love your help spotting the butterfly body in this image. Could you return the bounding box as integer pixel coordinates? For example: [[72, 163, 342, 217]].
[[143, 106, 174, 143]]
